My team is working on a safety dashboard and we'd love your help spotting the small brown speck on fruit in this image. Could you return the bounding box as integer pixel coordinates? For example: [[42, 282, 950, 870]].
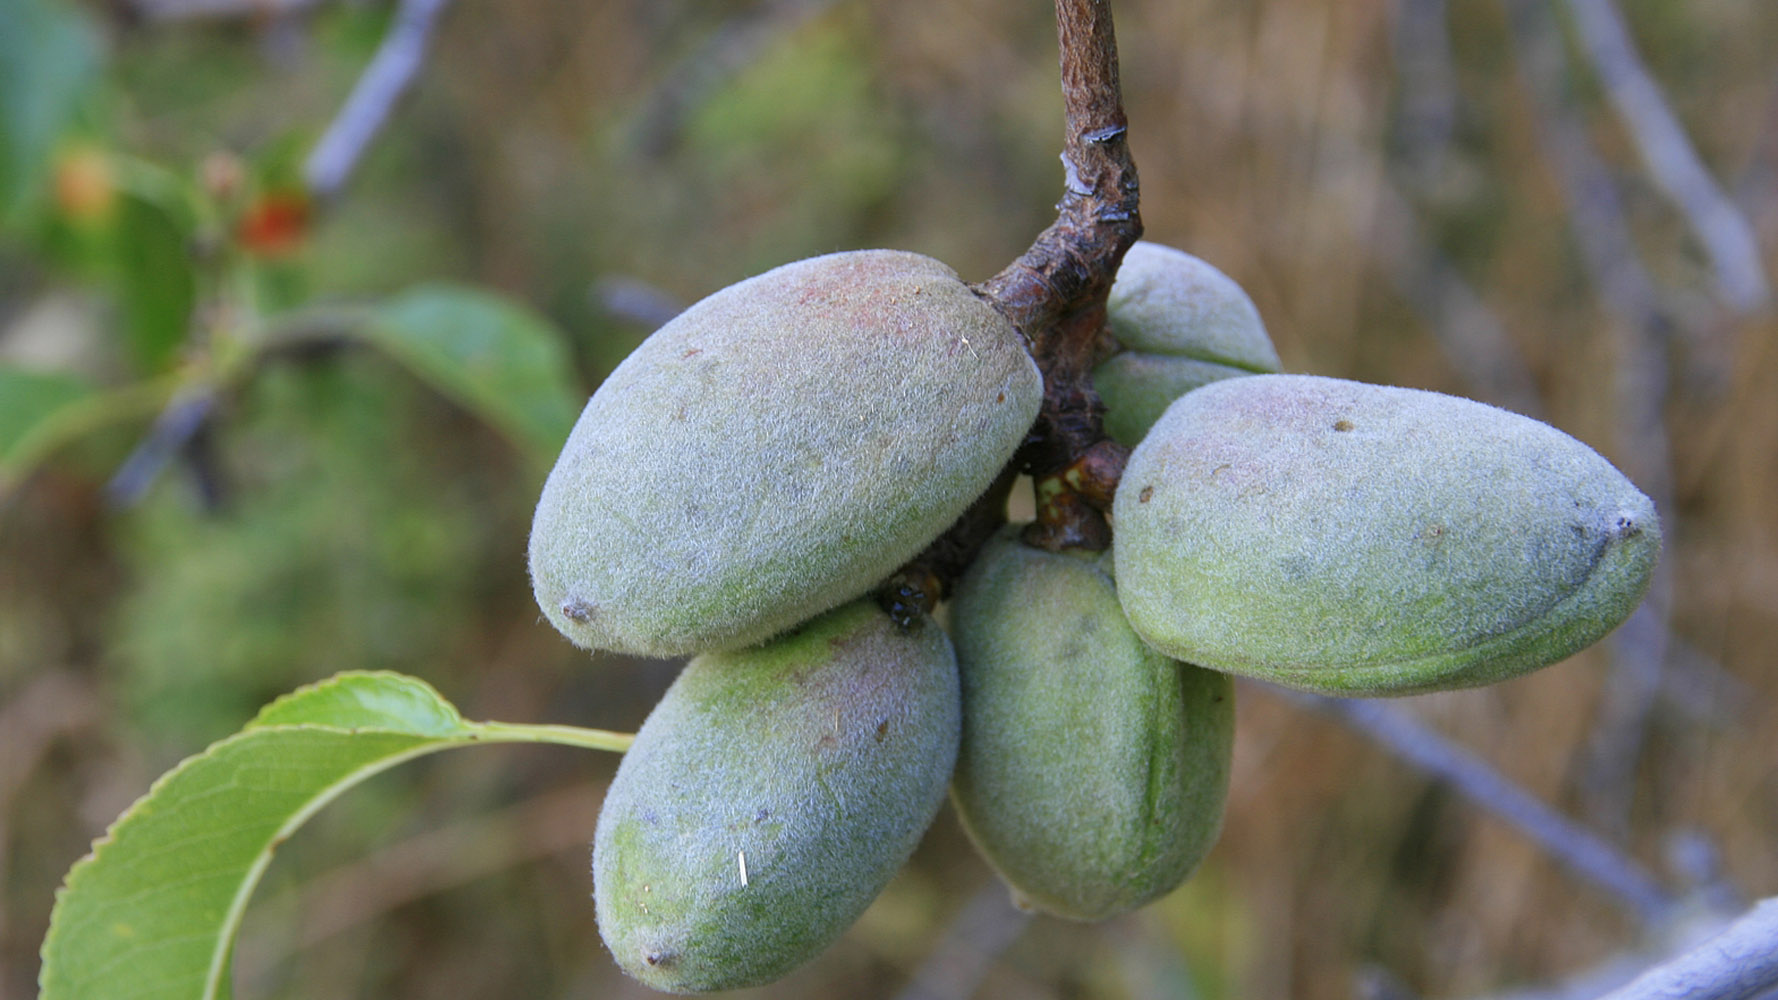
[[562, 599, 595, 622], [1139, 486, 1154, 503], [1333, 419, 1355, 432]]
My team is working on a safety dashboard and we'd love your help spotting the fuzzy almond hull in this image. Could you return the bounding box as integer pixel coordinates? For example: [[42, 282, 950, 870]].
[[1113, 374, 1660, 696], [529, 250, 1041, 657]]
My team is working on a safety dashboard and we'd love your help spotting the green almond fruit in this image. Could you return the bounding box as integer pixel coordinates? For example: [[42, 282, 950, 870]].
[[1113, 374, 1661, 696], [950, 529, 1233, 921], [1094, 352, 1256, 448], [530, 250, 1041, 657], [1093, 241, 1280, 445], [593, 600, 960, 993]]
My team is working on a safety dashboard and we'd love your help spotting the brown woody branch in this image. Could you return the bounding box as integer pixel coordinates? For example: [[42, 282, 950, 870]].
[[880, 0, 1139, 622], [983, 0, 1141, 554]]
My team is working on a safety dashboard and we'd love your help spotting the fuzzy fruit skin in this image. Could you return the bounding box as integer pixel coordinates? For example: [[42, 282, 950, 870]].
[[949, 530, 1233, 921], [1114, 374, 1661, 696], [592, 601, 961, 993], [1093, 241, 1280, 445], [529, 250, 1041, 657]]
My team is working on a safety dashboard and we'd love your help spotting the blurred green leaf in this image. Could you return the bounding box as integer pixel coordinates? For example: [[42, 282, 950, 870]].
[[0, 0, 101, 222], [0, 367, 95, 474], [114, 190, 198, 373], [40, 670, 629, 1000], [362, 284, 582, 461]]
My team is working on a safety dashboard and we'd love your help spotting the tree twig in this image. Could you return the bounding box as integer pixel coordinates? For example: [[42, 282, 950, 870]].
[[303, 0, 454, 202], [1560, 0, 1772, 314], [1595, 897, 1778, 1000], [1271, 686, 1678, 927], [880, 0, 1140, 613], [979, 0, 1141, 552], [103, 387, 217, 508]]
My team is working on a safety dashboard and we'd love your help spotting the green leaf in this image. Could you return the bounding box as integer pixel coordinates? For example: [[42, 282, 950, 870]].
[[40, 671, 630, 1000], [114, 190, 198, 373], [0, 0, 101, 222], [0, 367, 95, 472], [363, 285, 582, 462], [0, 368, 179, 498]]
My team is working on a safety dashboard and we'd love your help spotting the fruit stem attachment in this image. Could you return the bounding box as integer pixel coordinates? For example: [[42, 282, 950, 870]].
[[879, 0, 1140, 615], [978, 0, 1141, 552]]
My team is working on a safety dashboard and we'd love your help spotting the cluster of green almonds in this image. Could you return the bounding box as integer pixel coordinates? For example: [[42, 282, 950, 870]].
[[528, 244, 1660, 993]]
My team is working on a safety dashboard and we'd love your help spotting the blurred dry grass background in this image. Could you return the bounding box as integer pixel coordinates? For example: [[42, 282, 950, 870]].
[[3, 0, 1776, 998]]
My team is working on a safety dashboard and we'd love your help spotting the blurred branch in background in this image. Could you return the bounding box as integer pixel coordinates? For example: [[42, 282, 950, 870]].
[[1592, 897, 1778, 1000], [303, 0, 454, 201], [104, 387, 216, 508], [1561, 0, 1772, 316], [1271, 686, 1677, 927], [1283, 687, 1778, 999], [1472, 898, 1778, 1000], [626, 0, 842, 160], [591, 275, 686, 331], [892, 881, 1034, 1000]]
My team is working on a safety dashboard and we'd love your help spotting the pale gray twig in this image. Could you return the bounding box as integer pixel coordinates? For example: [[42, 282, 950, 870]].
[[303, 0, 454, 201], [1561, 0, 1772, 314], [592, 276, 686, 331], [103, 388, 217, 508], [893, 880, 1034, 1000], [1271, 686, 1677, 927], [1595, 898, 1778, 1000]]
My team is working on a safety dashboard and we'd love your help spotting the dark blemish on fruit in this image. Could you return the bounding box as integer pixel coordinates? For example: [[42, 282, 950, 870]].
[[681, 348, 701, 359], [1333, 419, 1355, 432], [875, 718, 890, 740], [562, 599, 596, 622], [1138, 486, 1154, 503], [643, 950, 675, 967], [997, 391, 1005, 403], [1614, 516, 1642, 539]]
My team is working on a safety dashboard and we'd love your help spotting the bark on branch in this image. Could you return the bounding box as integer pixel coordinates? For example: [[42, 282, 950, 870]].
[[880, 0, 1140, 618]]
